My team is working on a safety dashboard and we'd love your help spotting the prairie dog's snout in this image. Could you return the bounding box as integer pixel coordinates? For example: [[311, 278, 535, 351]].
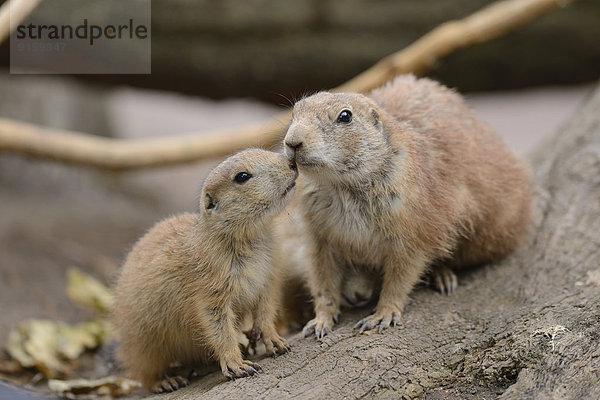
[[284, 124, 305, 160]]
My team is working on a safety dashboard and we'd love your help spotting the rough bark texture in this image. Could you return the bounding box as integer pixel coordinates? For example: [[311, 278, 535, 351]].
[[156, 84, 600, 399]]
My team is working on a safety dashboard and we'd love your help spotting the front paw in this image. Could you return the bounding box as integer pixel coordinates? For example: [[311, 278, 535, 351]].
[[354, 307, 401, 334], [262, 332, 291, 356], [301, 311, 338, 339], [221, 358, 262, 380]]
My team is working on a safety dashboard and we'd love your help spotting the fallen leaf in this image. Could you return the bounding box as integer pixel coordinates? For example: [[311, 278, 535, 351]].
[[48, 376, 141, 399], [57, 321, 109, 360], [67, 268, 114, 314], [5, 319, 110, 378]]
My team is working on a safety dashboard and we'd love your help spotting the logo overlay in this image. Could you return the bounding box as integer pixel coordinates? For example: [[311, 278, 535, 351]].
[[10, 0, 151, 74]]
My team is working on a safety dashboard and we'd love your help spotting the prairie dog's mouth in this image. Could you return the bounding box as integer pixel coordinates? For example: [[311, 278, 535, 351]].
[[281, 171, 298, 197], [282, 181, 296, 197], [293, 153, 326, 169]]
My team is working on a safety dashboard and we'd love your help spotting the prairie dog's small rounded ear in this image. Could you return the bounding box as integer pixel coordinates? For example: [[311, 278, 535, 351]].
[[370, 108, 380, 125], [203, 193, 217, 212], [371, 108, 384, 134]]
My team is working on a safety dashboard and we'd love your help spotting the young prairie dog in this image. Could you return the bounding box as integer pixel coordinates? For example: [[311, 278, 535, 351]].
[[113, 149, 297, 393], [284, 75, 532, 338]]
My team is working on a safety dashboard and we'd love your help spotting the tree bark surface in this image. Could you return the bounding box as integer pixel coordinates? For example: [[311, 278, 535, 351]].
[[159, 84, 600, 399]]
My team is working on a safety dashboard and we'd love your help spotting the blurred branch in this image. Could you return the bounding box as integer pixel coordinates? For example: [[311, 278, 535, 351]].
[[335, 0, 578, 92], [0, 0, 45, 45], [0, 0, 577, 171], [0, 116, 291, 170]]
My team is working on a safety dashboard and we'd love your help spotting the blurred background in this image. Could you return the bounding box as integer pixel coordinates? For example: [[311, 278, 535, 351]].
[[0, 0, 599, 396]]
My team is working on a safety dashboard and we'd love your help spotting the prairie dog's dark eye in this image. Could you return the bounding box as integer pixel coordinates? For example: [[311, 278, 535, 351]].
[[337, 109, 352, 123], [234, 172, 252, 184]]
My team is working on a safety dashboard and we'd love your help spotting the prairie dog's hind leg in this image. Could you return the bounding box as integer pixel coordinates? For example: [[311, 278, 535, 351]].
[[252, 275, 290, 355], [354, 254, 425, 334], [118, 342, 172, 392], [152, 376, 189, 394], [430, 264, 458, 295]]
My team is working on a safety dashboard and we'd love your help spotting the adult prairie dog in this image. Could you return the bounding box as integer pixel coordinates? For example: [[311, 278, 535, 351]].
[[113, 149, 297, 392], [284, 75, 532, 338]]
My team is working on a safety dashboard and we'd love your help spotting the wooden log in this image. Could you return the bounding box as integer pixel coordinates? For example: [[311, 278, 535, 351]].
[[156, 81, 600, 400]]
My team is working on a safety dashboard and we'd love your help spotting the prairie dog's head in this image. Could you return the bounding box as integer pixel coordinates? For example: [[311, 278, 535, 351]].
[[284, 92, 388, 183], [201, 149, 297, 229]]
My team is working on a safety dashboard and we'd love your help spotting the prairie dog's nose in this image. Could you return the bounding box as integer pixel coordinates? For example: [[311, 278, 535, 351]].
[[284, 124, 306, 157], [285, 139, 303, 151]]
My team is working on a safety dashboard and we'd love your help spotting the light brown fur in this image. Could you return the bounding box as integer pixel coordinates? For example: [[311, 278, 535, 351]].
[[284, 75, 533, 337], [112, 149, 297, 392], [273, 194, 380, 331]]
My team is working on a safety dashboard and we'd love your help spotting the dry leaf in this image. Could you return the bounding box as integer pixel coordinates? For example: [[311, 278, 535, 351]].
[[48, 376, 141, 399], [67, 268, 114, 313], [5, 319, 109, 378]]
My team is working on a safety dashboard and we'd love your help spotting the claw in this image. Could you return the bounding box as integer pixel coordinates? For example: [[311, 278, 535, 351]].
[[317, 326, 330, 340], [431, 265, 458, 295], [355, 310, 401, 334], [450, 273, 457, 294], [302, 319, 316, 338], [152, 376, 188, 393], [358, 319, 373, 334], [263, 332, 290, 356], [277, 344, 290, 354], [222, 359, 263, 380], [302, 316, 334, 340], [224, 368, 235, 381]]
